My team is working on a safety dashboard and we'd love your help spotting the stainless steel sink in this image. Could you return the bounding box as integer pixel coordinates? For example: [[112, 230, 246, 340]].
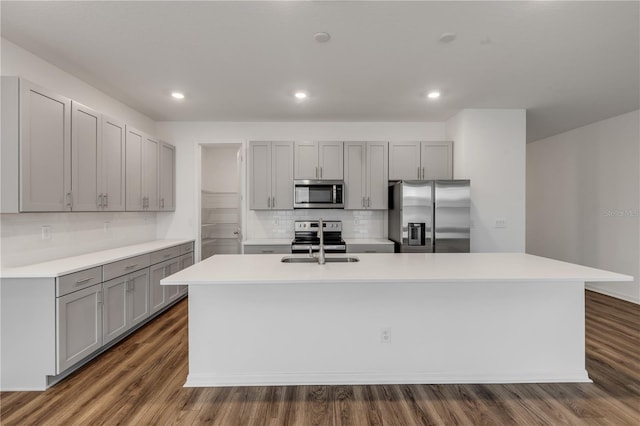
[[281, 256, 360, 263]]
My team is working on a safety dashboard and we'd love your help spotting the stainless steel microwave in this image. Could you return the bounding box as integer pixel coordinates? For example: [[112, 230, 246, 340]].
[[293, 180, 344, 209]]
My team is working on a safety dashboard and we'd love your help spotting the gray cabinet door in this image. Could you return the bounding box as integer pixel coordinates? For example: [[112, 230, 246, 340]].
[[389, 141, 421, 181], [271, 141, 294, 209], [159, 142, 175, 211], [101, 116, 126, 211], [366, 141, 389, 209], [125, 126, 144, 211], [143, 135, 160, 210], [178, 252, 194, 294], [149, 262, 167, 314], [421, 141, 453, 180], [128, 268, 149, 326], [248, 141, 271, 210], [344, 142, 366, 209], [102, 275, 128, 345], [71, 102, 100, 211], [165, 258, 181, 303], [20, 80, 71, 211], [318, 141, 344, 180], [56, 284, 102, 373], [294, 141, 318, 179]]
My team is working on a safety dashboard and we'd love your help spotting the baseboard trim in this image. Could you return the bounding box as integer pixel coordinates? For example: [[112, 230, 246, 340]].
[[184, 370, 591, 387]]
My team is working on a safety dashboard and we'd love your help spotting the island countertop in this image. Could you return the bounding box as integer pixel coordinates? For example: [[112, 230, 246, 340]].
[[162, 252, 632, 285]]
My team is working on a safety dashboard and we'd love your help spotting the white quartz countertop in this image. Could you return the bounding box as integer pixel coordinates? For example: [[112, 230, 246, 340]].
[[162, 252, 632, 285], [1, 239, 194, 278]]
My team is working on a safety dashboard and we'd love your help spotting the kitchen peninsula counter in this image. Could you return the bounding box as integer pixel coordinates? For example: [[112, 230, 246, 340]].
[[162, 253, 631, 387]]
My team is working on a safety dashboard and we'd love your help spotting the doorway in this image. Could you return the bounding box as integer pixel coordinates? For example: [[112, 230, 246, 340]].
[[200, 144, 242, 260]]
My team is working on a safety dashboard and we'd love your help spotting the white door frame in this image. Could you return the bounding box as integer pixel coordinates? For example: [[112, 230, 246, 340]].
[[195, 140, 247, 262]]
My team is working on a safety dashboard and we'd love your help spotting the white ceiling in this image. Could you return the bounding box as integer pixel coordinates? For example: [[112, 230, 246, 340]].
[[2, 1, 638, 142]]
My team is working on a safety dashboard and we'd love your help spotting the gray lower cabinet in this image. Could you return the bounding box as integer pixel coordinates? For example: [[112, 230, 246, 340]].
[[178, 252, 194, 294], [1, 241, 194, 391], [346, 244, 394, 253], [244, 244, 291, 254], [150, 258, 179, 313], [103, 268, 151, 345], [56, 283, 103, 374]]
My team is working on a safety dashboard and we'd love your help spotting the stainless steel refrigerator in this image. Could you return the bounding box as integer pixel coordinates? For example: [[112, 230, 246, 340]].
[[388, 180, 470, 253]]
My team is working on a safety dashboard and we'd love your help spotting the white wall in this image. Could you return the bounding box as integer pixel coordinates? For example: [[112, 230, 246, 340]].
[[527, 110, 640, 304], [446, 109, 527, 252], [155, 121, 448, 243], [0, 38, 159, 268], [0, 38, 156, 134]]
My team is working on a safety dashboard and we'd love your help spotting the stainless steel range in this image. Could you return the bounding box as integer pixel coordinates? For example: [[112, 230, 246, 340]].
[[291, 220, 346, 254]]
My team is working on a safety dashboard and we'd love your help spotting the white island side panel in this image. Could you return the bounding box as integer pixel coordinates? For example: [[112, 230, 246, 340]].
[[186, 279, 588, 386]]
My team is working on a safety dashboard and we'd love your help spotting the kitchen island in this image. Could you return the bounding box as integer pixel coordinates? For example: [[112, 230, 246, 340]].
[[161, 253, 632, 387]]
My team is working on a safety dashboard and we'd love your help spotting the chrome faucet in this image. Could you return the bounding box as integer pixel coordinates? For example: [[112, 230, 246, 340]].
[[317, 218, 326, 265]]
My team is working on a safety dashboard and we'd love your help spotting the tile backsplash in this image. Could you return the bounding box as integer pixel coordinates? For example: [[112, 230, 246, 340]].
[[246, 209, 386, 239]]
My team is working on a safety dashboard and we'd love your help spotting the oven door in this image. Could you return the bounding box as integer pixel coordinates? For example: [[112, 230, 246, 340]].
[[294, 180, 344, 209]]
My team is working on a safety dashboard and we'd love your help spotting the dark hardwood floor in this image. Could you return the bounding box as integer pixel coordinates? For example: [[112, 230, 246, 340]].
[[1, 290, 639, 425]]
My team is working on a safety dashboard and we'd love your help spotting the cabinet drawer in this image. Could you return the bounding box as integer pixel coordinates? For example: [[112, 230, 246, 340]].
[[103, 254, 150, 281], [57, 266, 102, 297], [150, 246, 181, 265], [179, 242, 194, 255], [244, 245, 291, 255]]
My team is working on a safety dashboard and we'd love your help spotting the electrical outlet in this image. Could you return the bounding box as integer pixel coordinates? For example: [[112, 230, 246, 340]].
[[495, 219, 507, 228], [41, 225, 51, 240], [380, 327, 391, 344]]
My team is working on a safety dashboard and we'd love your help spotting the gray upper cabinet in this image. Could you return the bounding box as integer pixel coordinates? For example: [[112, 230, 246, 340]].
[[420, 141, 453, 180], [126, 128, 162, 211], [1, 77, 72, 212], [389, 141, 453, 180], [100, 116, 126, 211], [344, 142, 388, 210], [1, 77, 176, 214], [125, 126, 144, 211], [249, 141, 294, 210], [294, 141, 343, 180], [71, 102, 101, 211], [159, 142, 176, 211], [143, 135, 160, 211]]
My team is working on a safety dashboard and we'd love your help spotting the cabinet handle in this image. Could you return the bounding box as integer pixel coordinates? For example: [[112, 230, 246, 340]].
[[272, 197, 275, 208], [267, 197, 270, 208], [163, 253, 172, 258], [98, 194, 104, 209], [97, 290, 103, 304], [422, 168, 425, 180], [362, 197, 365, 208], [262, 250, 274, 254], [367, 197, 370, 208], [66, 192, 73, 208], [104, 194, 108, 208], [160, 198, 164, 208], [125, 263, 139, 270], [315, 167, 318, 178], [320, 167, 323, 178], [75, 276, 96, 284]]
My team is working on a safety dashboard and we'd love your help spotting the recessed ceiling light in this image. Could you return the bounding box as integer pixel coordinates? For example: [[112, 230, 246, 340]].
[[294, 91, 308, 100], [427, 91, 441, 99], [314, 32, 331, 43], [438, 33, 457, 43], [171, 92, 185, 100]]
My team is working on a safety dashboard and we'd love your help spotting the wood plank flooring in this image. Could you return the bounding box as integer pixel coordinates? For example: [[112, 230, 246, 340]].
[[1, 290, 639, 425]]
